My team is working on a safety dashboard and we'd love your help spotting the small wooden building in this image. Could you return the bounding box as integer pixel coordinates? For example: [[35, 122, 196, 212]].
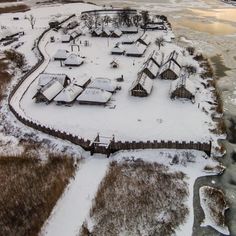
[[91, 28, 102, 37], [37, 73, 71, 88], [53, 49, 69, 61], [64, 54, 84, 67], [88, 77, 117, 92], [33, 79, 64, 103], [101, 29, 111, 37], [61, 34, 71, 43], [54, 83, 83, 104], [110, 60, 119, 69], [110, 29, 123, 38], [170, 75, 196, 102], [139, 56, 160, 79], [111, 45, 125, 55], [66, 21, 79, 30], [72, 74, 92, 88], [159, 60, 181, 80], [120, 26, 138, 34], [137, 33, 151, 46], [130, 73, 153, 97], [126, 42, 147, 57], [70, 29, 82, 41], [77, 88, 112, 105]]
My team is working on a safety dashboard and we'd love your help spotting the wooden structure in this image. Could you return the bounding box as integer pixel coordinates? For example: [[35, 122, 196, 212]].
[[101, 29, 111, 37], [91, 28, 102, 37], [126, 42, 147, 57], [170, 75, 196, 102], [110, 60, 119, 68], [33, 80, 64, 103], [110, 29, 123, 38], [76, 88, 112, 105], [111, 45, 125, 55], [159, 60, 181, 80], [137, 33, 151, 46], [130, 73, 153, 97]]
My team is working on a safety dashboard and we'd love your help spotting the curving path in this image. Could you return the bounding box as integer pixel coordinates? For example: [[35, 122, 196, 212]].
[[9, 29, 51, 117]]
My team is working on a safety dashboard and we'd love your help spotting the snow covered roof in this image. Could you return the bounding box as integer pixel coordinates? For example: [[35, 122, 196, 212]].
[[72, 74, 92, 87], [77, 88, 112, 103], [53, 49, 68, 60], [164, 50, 181, 67], [92, 28, 102, 36], [88, 78, 117, 92], [120, 26, 138, 33], [137, 33, 151, 46], [70, 29, 82, 39], [150, 50, 163, 67], [61, 34, 71, 42], [37, 73, 69, 87], [112, 29, 122, 37], [64, 54, 84, 66], [170, 74, 196, 94], [140, 58, 160, 78], [121, 36, 135, 44], [102, 28, 111, 36], [54, 84, 83, 103], [111, 45, 125, 54], [126, 42, 147, 56], [41, 80, 64, 101], [130, 73, 153, 94], [159, 60, 181, 76]]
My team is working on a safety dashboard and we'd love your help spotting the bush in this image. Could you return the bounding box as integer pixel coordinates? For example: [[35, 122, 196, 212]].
[[4, 50, 26, 69]]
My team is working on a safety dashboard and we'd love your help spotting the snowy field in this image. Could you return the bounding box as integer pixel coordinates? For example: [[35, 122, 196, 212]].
[[41, 149, 222, 236]]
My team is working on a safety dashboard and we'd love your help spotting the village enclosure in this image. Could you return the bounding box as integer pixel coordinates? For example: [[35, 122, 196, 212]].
[[7, 5, 224, 156]]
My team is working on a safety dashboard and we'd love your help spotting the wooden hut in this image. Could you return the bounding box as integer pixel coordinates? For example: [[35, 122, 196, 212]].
[[88, 77, 117, 92], [61, 34, 71, 43], [91, 28, 102, 37], [70, 29, 82, 41], [54, 83, 83, 104], [33, 79, 64, 103], [37, 73, 71, 88], [72, 74, 92, 88], [77, 88, 112, 105], [53, 49, 69, 61], [101, 29, 111, 37], [120, 26, 138, 34], [139, 56, 160, 79], [64, 54, 84, 67], [111, 45, 125, 55], [137, 33, 151, 46], [164, 50, 181, 68], [159, 60, 181, 80], [126, 42, 147, 57], [130, 73, 153, 97], [170, 75, 196, 102], [110, 29, 123, 38]]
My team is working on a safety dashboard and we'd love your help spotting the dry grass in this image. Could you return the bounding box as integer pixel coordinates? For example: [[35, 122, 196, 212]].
[[0, 4, 30, 14], [201, 186, 228, 227], [85, 160, 189, 236], [0, 155, 75, 236]]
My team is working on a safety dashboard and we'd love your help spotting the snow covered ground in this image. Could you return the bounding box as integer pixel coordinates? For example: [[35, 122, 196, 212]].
[[41, 156, 109, 236], [6, 8, 222, 151]]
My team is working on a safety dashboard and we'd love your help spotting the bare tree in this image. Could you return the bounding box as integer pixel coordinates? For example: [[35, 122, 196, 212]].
[[155, 36, 165, 49], [26, 14, 36, 29], [141, 10, 150, 28]]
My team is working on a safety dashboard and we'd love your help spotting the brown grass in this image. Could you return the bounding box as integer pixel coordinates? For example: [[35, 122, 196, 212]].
[[202, 186, 228, 227], [0, 4, 30, 14], [0, 58, 11, 101], [85, 160, 189, 236], [0, 155, 75, 236]]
